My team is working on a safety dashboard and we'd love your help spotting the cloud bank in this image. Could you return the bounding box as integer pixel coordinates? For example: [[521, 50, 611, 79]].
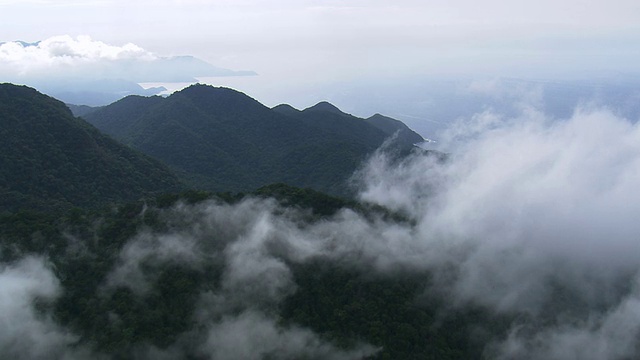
[[0, 35, 155, 70], [357, 106, 640, 358], [0, 35, 256, 105], [0, 35, 254, 82], [0, 257, 90, 360], [102, 199, 379, 359]]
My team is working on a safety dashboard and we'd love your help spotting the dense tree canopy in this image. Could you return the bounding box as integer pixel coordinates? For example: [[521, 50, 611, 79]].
[[83, 84, 424, 196], [0, 83, 183, 213]]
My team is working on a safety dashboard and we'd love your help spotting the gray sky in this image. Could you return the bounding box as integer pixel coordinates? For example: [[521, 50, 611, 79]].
[[2, 0, 640, 114]]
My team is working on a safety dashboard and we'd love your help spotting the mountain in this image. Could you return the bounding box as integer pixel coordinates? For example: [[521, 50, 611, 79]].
[[298, 101, 423, 149], [271, 103, 301, 117], [41, 79, 167, 107], [84, 84, 423, 195], [0, 83, 183, 213], [66, 103, 101, 117], [0, 188, 505, 359], [274, 102, 423, 147], [366, 113, 425, 145], [303, 100, 349, 115]]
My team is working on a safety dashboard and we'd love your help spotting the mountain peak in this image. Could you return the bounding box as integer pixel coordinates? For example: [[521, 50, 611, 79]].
[[0, 83, 182, 212], [365, 113, 425, 144], [176, 83, 248, 98], [272, 103, 300, 116], [304, 101, 346, 115], [172, 83, 266, 111]]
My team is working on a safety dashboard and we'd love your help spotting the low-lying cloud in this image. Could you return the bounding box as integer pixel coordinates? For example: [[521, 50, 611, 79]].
[[0, 257, 90, 360], [102, 198, 380, 359], [357, 106, 640, 357]]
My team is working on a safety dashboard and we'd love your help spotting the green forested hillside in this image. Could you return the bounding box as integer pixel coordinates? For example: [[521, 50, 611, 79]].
[[0, 83, 183, 213], [1, 83, 499, 359], [0, 186, 510, 359], [84, 84, 423, 195], [365, 113, 425, 145]]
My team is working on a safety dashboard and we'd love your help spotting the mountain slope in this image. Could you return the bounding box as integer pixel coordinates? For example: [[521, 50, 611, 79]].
[[66, 103, 100, 117], [0, 83, 183, 213], [365, 113, 425, 145], [0, 189, 507, 359], [275, 101, 423, 149], [85, 84, 423, 195], [303, 100, 348, 115]]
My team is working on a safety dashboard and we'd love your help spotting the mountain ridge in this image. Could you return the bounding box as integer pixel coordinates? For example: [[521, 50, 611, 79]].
[[366, 113, 425, 145], [84, 84, 423, 195], [0, 83, 183, 212], [303, 101, 348, 115]]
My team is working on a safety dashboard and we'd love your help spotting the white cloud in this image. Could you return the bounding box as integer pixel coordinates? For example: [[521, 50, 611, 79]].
[[493, 277, 640, 360], [358, 107, 640, 314], [0, 35, 256, 105], [0, 35, 155, 73], [0, 35, 253, 88], [0, 257, 89, 360]]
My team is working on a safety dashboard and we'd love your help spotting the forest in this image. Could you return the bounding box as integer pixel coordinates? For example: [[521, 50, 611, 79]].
[[3, 82, 640, 359], [0, 185, 512, 359]]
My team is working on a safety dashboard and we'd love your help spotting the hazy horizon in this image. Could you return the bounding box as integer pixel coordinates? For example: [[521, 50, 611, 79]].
[[2, 1, 640, 117]]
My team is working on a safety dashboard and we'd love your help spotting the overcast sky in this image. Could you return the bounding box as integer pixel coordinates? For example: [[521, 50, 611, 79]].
[[2, 0, 640, 115]]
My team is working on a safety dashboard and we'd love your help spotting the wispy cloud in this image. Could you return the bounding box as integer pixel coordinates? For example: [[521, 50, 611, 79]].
[[0, 257, 90, 359], [99, 103, 640, 358], [0, 35, 155, 73], [0, 35, 255, 104]]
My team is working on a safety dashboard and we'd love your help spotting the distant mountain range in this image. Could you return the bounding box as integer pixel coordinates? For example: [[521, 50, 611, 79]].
[[0, 82, 423, 212], [0, 83, 183, 213], [44, 79, 167, 107], [81, 84, 424, 196], [0, 38, 257, 106]]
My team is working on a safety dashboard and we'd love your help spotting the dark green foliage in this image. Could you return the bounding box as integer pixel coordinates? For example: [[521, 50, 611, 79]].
[[61, 265, 205, 353], [0, 210, 64, 261], [254, 183, 413, 225], [0, 195, 228, 357], [154, 189, 217, 208], [0, 201, 218, 355], [0, 83, 485, 359], [0, 83, 184, 213], [84, 84, 421, 196], [282, 261, 507, 360], [0, 84, 181, 211], [254, 183, 352, 217], [0, 189, 512, 359], [365, 113, 425, 145]]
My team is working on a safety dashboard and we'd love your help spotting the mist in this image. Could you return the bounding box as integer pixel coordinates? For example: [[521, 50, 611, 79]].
[[0, 36, 256, 105], [2, 100, 640, 358], [0, 257, 92, 360], [357, 106, 640, 358]]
